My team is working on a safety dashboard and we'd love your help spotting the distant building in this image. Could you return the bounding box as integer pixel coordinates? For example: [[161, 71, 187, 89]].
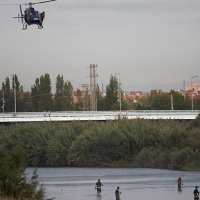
[[125, 91, 148, 103], [150, 89, 162, 95], [73, 90, 84, 103]]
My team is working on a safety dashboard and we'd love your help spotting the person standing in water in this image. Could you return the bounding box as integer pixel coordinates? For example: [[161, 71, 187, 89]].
[[194, 186, 199, 200], [177, 177, 183, 191], [95, 179, 103, 195], [115, 186, 121, 200]]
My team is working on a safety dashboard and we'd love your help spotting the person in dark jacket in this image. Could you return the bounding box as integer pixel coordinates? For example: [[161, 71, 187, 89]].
[[95, 179, 103, 195], [115, 186, 121, 200], [194, 186, 199, 200]]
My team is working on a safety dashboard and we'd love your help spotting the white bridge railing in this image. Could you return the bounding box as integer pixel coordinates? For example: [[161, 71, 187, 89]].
[[0, 110, 199, 123]]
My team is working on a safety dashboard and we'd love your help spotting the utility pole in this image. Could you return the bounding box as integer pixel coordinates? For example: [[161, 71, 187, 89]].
[[90, 64, 98, 111]]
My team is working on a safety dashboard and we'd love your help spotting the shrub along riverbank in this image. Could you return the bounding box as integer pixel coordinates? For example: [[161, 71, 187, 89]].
[[0, 115, 200, 170], [0, 145, 48, 200]]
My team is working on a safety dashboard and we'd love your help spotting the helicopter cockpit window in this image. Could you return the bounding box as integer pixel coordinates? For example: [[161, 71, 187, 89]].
[[33, 11, 39, 18], [29, 11, 39, 18]]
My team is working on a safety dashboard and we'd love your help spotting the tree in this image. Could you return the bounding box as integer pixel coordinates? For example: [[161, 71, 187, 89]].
[[0, 145, 47, 199], [17, 92, 32, 112], [12, 74, 22, 93], [74, 89, 83, 111], [151, 94, 171, 110], [39, 73, 52, 111], [105, 75, 118, 110], [1, 77, 12, 112], [31, 78, 40, 111], [63, 81, 74, 111], [187, 113, 200, 130], [97, 84, 106, 111], [54, 75, 64, 111], [134, 90, 193, 110], [11, 74, 24, 112], [170, 90, 190, 110]]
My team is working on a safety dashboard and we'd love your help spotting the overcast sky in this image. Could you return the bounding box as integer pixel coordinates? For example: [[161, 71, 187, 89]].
[[0, 0, 200, 93]]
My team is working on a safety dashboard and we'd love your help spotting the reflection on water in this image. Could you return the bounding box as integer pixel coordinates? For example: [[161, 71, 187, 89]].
[[26, 168, 200, 200]]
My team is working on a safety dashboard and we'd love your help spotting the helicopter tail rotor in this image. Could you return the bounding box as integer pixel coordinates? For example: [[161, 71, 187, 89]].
[[18, 13, 20, 23]]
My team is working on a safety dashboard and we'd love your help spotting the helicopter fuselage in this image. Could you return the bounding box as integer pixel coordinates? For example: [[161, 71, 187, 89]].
[[24, 7, 43, 26]]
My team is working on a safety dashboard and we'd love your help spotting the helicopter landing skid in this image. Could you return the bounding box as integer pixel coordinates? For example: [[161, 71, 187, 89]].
[[22, 23, 27, 30], [38, 25, 43, 29]]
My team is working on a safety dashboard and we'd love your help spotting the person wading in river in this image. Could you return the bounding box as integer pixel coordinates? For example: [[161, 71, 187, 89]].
[[194, 186, 199, 200], [115, 186, 121, 200], [177, 177, 183, 191], [95, 179, 103, 195]]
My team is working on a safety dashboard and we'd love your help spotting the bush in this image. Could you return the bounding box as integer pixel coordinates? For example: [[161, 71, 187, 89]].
[[169, 147, 194, 170], [0, 145, 49, 200]]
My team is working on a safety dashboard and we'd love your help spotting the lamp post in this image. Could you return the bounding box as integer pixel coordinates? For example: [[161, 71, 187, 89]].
[[171, 93, 173, 110], [14, 74, 16, 114], [191, 75, 198, 110], [2, 90, 5, 117], [9, 74, 17, 116], [115, 73, 121, 114]]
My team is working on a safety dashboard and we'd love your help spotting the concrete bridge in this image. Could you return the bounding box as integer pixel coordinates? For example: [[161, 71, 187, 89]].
[[0, 110, 199, 123]]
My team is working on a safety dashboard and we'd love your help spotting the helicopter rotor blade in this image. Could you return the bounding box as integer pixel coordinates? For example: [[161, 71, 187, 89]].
[[32, 0, 56, 5], [19, 5, 24, 24], [0, 3, 27, 5]]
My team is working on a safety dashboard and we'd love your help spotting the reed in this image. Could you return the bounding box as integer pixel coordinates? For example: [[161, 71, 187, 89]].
[[0, 118, 200, 170]]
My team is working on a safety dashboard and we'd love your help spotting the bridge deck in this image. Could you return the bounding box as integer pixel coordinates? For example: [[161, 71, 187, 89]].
[[0, 110, 199, 123]]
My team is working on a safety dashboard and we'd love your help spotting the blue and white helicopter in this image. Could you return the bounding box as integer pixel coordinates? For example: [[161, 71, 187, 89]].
[[1, 0, 56, 30]]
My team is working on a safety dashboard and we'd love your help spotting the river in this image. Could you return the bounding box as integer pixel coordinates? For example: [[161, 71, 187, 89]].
[[26, 167, 200, 200]]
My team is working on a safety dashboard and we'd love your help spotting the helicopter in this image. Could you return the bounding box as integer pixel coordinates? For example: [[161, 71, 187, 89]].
[[0, 0, 56, 30]]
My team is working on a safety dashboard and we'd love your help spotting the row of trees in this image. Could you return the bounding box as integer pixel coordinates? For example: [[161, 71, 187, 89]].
[[134, 90, 200, 110], [0, 116, 200, 170], [0, 74, 77, 112], [1, 73, 200, 112]]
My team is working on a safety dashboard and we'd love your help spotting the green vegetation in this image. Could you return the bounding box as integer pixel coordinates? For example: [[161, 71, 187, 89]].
[[1, 74, 200, 111], [0, 116, 200, 170], [0, 145, 48, 200], [135, 90, 192, 110]]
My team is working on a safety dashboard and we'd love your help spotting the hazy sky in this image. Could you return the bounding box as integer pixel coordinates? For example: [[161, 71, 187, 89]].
[[0, 0, 200, 93]]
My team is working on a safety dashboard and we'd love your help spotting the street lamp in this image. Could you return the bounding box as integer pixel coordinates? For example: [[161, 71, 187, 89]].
[[191, 75, 198, 110], [8, 74, 17, 116], [13, 74, 16, 115], [2, 90, 5, 117], [115, 73, 121, 114]]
